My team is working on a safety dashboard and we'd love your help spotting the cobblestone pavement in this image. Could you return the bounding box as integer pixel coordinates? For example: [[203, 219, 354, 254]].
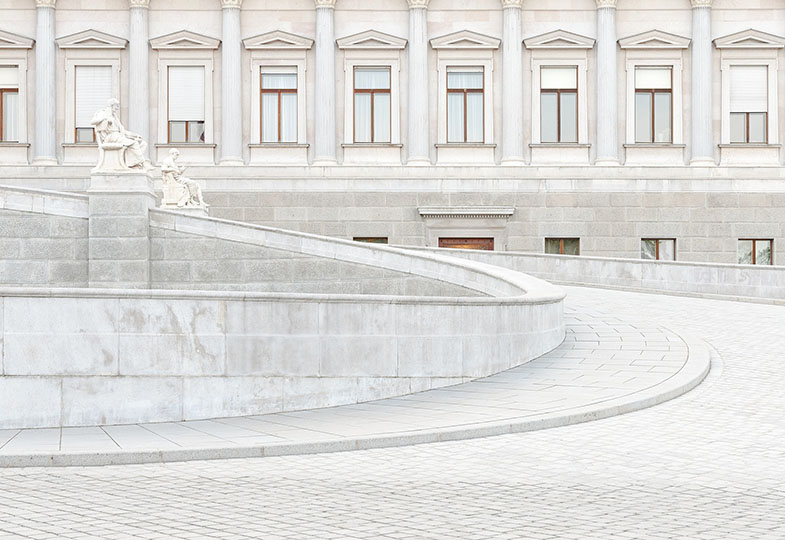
[[1, 286, 784, 539]]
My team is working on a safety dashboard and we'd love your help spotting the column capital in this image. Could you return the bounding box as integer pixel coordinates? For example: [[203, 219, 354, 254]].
[[501, 0, 522, 7], [36, 0, 56, 7], [407, 0, 429, 8], [595, 0, 616, 7], [690, 0, 712, 6], [221, 0, 242, 7], [130, 0, 150, 7], [315, 0, 336, 7]]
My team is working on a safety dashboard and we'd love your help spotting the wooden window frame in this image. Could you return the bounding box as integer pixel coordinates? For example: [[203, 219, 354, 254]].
[[260, 71, 298, 143], [352, 66, 391, 144], [545, 237, 580, 255], [353, 237, 388, 244], [540, 67, 578, 144], [167, 120, 205, 144], [730, 112, 768, 144], [739, 238, 773, 265], [446, 68, 485, 143], [438, 237, 494, 251], [0, 88, 18, 142], [642, 238, 676, 261], [634, 68, 673, 144]]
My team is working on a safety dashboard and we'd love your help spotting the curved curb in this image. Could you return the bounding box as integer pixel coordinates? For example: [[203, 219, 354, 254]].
[[0, 335, 712, 468]]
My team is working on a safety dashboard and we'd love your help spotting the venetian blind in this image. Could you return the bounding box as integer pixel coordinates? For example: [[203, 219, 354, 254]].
[[730, 65, 767, 112], [635, 67, 671, 89], [0, 66, 18, 87], [168, 66, 205, 121], [75, 66, 112, 127], [541, 67, 577, 90]]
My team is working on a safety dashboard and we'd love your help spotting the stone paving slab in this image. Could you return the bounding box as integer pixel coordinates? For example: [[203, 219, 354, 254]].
[[0, 302, 710, 467]]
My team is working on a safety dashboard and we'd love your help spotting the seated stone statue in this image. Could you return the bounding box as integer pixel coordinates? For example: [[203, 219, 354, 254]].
[[160, 149, 209, 208], [90, 98, 148, 170]]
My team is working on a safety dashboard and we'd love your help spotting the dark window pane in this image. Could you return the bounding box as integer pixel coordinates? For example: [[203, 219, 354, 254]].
[[738, 240, 753, 264], [755, 240, 772, 265], [563, 239, 580, 255], [749, 113, 766, 143], [169, 121, 186, 143], [188, 121, 205, 143], [76, 128, 94, 143], [660, 239, 675, 261], [641, 239, 657, 260], [544, 238, 562, 254], [730, 113, 746, 143]]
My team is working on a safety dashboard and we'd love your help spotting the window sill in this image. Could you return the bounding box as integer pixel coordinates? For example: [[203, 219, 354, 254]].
[[0, 142, 30, 147], [249, 143, 309, 148], [623, 143, 686, 148], [435, 143, 497, 148], [341, 143, 403, 148], [531, 143, 591, 148], [62, 142, 97, 147], [155, 143, 217, 148], [718, 143, 781, 148]]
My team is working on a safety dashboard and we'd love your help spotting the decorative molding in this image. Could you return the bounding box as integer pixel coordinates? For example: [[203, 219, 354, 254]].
[[430, 30, 501, 50], [714, 28, 785, 49], [0, 29, 34, 49], [690, 0, 712, 7], [501, 0, 523, 7], [314, 0, 336, 7], [407, 0, 429, 8], [242, 30, 313, 50], [150, 30, 220, 50], [419, 207, 515, 219], [524, 29, 594, 50], [337, 29, 407, 50], [220, 0, 242, 7], [56, 29, 128, 49], [595, 0, 616, 7], [129, 0, 150, 7], [619, 29, 690, 49], [35, 0, 56, 7]]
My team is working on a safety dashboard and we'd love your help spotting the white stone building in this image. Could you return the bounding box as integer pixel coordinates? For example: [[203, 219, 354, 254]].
[[1, 0, 784, 264]]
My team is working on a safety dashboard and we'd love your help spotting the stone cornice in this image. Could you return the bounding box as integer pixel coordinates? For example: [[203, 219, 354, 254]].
[[129, 0, 150, 7], [36, 0, 56, 7], [501, 0, 522, 7], [595, 0, 616, 7], [220, 0, 242, 7], [315, 0, 336, 7], [691, 0, 712, 6], [407, 0, 429, 8]]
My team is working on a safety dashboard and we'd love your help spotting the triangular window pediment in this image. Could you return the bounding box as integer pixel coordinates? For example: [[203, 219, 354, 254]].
[[0, 29, 34, 49], [524, 29, 594, 50], [243, 30, 313, 50], [714, 29, 785, 49], [619, 30, 690, 49], [430, 30, 500, 50], [56, 29, 127, 49], [337, 30, 406, 50], [150, 30, 220, 50]]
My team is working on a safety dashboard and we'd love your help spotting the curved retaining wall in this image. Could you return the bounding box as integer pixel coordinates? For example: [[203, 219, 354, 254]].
[[0, 209, 565, 429]]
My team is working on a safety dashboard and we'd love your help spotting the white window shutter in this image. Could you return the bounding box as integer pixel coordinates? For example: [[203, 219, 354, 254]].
[[0, 66, 18, 87], [635, 67, 671, 90], [75, 66, 112, 127], [168, 66, 205, 121], [730, 65, 767, 113], [541, 67, 577, 90]]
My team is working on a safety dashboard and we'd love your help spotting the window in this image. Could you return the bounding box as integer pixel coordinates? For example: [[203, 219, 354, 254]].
[[545, 238, 580, 255], [738, 239, 772, 265], [354, 237, 388, 244], [641, 239, 676, 261], [635, 67, 672, 143], [353, 67, 391, 143], [438, 238, 494, 250], [447, 68, 484, 143], [261, 69, 297, 143], [0, 66, 19, 142], [730, 65, 767, 144], [74, 66, 112, 143], [168, 66, 205, 143], [541, 66, 577, 143]]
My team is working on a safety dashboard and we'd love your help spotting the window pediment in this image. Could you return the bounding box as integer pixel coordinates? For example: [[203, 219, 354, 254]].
[[150, 30, 220, 50], [430, 30, 500, 50], [524, 29, 594, 50], [56, 29, 127, 49], [242, 30, 313, 50], [337, 30, 406, 50], [619, 30, 690, 49], [714, 29, 785, 49], [0, 29, 34, 49]]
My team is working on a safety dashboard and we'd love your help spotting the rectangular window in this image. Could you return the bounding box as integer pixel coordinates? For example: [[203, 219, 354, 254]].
[[261, 69, 297, 143], [0, 66, 19, 142], [353, 237, 388, 244], [447, 68, 484, 143], [74, 66, 112, 143], [354, 67, 391, 143], [438, 238, 494, 251], [545, 238, 580, 255], [635, 67, 672, 143], [730, 66, 767, 144], [738, 239, 772, 265], [541, 66, 578, 143], [168, 66, 205, 143], [641, 239, 676, 261]]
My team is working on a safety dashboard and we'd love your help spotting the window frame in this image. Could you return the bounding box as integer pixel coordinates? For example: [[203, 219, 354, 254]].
[[352, 66, 392, 144], [64, 58, 120, 145], [446, 67, 485, 144], [730, 111, 768, 144], [624, 57, 684, 146], [738, 239, 773, 265], [259, 68, 298, 144], [634, 67, 673, 144], [0, 88, 19, 142], [720, 58, 778, 146], [641, 238, 676, 261], [539, 66, 578, 144], [166, 65, 207, 144], [544, 237, 580, 256], [155, 57, 215, 147]]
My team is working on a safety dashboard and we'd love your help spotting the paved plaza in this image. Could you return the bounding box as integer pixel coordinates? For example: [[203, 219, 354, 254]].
[[1, 285, 784, 539]]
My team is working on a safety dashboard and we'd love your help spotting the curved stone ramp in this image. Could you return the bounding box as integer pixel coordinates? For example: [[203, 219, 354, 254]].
[[0, 303, 711, 467]]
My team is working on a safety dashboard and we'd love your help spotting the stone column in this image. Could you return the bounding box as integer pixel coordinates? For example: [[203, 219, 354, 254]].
[[220, 0, 244, 164], [128, 0, 150, 159], [595, 0, 618, 165], [501, 0, 524, 165], [691, 0, 714, 164], [33, 0, 57, 164], [313, 0, 337, 164], [406, 0, 431, 165]]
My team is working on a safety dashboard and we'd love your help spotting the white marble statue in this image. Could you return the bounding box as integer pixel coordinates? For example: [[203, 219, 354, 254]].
[[91, 98, 148, 171], [160, 149, 209, 209]]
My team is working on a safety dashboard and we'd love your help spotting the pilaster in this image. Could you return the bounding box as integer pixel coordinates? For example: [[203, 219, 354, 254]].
[[690, 0, 714, 164], [594, 0, 618, 165], [313, 0, 337, 164], [128, 0, 150, 158], [33, 0, 57, 164], [220, 0, 244, 164], [501, 0, 524, 165], [406, 0, 431, 164]]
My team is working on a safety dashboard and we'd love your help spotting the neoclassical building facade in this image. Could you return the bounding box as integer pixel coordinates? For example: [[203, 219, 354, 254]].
[[1, 0, 784, 264]]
